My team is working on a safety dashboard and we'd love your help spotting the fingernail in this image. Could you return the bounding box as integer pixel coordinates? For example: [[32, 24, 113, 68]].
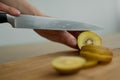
[[12, 9, 20, 16], [14, 9, 20, 15]]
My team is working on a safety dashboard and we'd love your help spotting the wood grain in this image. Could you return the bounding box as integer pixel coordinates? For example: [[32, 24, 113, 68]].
[[0, 42, 72, 64], [0, 49, 120, 80]]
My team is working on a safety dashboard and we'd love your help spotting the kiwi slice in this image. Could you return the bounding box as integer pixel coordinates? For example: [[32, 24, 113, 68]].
[[82, 59, 98, 68], [77, 31, 102, 49], [51, 56, 86, 74], [80, 51, 112, 62], [81, 45, 113, 56], [80, 45, 113, 63]]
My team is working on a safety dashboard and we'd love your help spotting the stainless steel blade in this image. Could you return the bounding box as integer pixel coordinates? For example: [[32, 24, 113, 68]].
[[14, 15, 103, 31]]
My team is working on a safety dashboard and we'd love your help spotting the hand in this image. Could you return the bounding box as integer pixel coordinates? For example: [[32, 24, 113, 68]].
[[0, 2, 20, 16], [0, 0, 81, 49], [34, 29, 81, 49]]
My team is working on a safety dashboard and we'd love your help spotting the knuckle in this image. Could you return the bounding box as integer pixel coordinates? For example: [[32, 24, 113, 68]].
[[0, 2, 13, 13], [7, 7, 14, 12], [0, 2, 4, 10]]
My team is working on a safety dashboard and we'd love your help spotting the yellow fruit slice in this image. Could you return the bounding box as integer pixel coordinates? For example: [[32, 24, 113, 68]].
[[81, 45, 113, 56], [80, 45, 113, 63], [51, 56, 86, 74], [82, 60, 98, 68], [80, 51, 112, 62], [77, 31, 102, 49]]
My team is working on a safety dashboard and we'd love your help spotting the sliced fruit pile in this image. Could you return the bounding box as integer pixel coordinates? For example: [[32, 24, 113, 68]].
[[80, 45, 112, 63], [51, 31, 113, 74]]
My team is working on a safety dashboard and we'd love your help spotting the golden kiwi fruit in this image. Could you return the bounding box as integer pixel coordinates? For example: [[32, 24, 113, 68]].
[[81, 45, 113, 56], [82, 59, 98, 68], [51, 56, 86, 74], [80, 45, 113, 63], [51, 31, 113, 74], [77, 31, 102, 49]]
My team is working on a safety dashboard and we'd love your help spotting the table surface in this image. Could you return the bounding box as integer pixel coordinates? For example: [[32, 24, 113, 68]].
[[0, 33, 120, 80]]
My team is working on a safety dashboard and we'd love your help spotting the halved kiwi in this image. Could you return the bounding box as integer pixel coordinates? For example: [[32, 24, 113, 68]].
[[77, 31, 102, 49], [51, 56, 86, 74]]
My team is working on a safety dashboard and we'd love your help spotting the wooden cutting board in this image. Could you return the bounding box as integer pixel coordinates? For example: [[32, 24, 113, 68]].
[[0, 48, 120, 80]]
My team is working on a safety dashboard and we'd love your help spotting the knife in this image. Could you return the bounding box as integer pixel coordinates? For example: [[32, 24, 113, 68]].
[[0, 13, 102, 31]]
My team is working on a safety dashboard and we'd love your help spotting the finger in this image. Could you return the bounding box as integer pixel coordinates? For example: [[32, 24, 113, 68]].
[[57, 31, 78, 49], [0, 2, 20, 16], [56, 31, 78, 49], [34, 29, 78, 49]]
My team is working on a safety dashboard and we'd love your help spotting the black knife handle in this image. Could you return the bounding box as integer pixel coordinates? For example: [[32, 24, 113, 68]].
[[0, 13, 8, 23]]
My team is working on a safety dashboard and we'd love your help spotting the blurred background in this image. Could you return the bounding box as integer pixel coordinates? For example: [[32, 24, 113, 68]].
[[0, 0, 119, 46]]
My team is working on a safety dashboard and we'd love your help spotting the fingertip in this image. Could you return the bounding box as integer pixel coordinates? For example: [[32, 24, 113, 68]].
[[13, 9, 21, 16], [60, 31, 78, 49], [64, 36, 78, 49], [69, 38, 78, 49]]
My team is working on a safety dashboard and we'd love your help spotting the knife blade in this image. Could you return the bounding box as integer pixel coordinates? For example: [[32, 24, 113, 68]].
[[0, 13, 103, 31]]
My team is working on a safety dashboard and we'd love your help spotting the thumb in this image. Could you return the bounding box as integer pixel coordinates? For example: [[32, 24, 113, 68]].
[[0, 2, 20, 16]]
